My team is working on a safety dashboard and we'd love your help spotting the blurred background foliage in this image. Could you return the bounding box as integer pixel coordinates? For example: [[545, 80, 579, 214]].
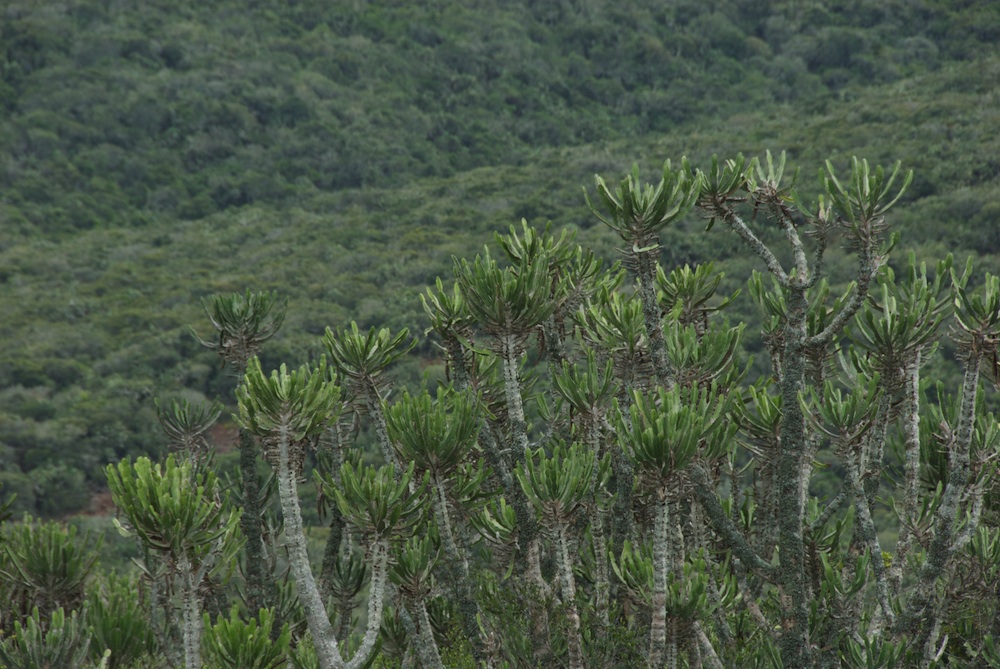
[[0, 0, 998, 517]]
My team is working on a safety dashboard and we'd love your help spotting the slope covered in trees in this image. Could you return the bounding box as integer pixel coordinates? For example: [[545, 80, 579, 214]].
[[0, 0, 998, 519]]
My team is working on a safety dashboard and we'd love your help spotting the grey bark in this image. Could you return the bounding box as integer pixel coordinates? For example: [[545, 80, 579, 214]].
[[275, 421, 344, 669]]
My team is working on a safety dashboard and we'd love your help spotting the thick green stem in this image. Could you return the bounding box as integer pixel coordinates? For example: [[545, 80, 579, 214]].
[[649, 491, 670, 668], [238, 427, 268, 615], [557, 524, 584, 669], [776, 285, 811, 668], [179, 554, 203, 669], [275, 422, 343, 669], [347, 539, 390, 669], [897, 353, 982, 644], [635, 249, 672, 388]]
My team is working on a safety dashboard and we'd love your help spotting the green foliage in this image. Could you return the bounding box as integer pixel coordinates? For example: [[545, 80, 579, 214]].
[[105, 455, 240, 568], [328, 461, 426, 541], [420, 277, 475, 342], [384, 387, 480, 477], [0, 517, 101, 623], [656, 262, 741, 328], [155, 397, 223, 458], [516, 443, 604, 528], [849, 253, 953, 366], [821, 156, 913, 226], [586, 159, 701, 251], [202, 607, 291, 669], [86, 572, 157, 669], [551, 351, 616, 418], [389, 534, 438, 602], [616, 384, 736, 479], [453, 248, 555, 338], [610, 539, 654, 607], [323, 322, 415, 389], [0, 607, 91, 669], [195, 290, 287, 369], [952, 269, 1000, 357], [237, 358, 342, 447]]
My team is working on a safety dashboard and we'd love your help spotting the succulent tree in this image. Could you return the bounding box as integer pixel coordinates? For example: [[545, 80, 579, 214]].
[[895, 270, 1000, 653], [389, 534, 444, 669], [194, 289, 286, 616], [550, 352, 618, 625], [384, 387, 486, 657], [687, 152, 907, 666], [236, 358, 346, 669], [616, 384, 736, 668], [106, 455, 242, 669], [155, 397, 223, 463], [452, 246, 564, 660], [324, 321, 415, 472], [587, 159, 701, 387], [323, 460, 427, 668], [516, 442, 608, 669], [95, 152, 1000, 669]]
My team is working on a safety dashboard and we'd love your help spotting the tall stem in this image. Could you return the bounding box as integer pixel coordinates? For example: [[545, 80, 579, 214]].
[[649, 490, 670, 667], [275, 421, 343, 669], [557, 523, 584, 669], [238, 427, 268, 615], [319, 421, 348, 602], [897, 352, 983, 644], [178, 554, 203, 669], [585, 413, 610, 630], [776, 285, 811, 667], [845, 449, 894, 629], [346, 539, 390, 669], [500, 333, 529, 454], [890, 355, 921, 591], [364, 386, 399, 474], [635, 249, 672, 388], [411, 597, 445, 669]]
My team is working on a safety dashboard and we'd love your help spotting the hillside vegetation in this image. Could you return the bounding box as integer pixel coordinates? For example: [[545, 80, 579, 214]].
[[0, 0, 999, 517]]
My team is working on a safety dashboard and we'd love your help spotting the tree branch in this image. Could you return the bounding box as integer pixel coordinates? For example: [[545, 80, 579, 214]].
[[689, 465, 775, 580]]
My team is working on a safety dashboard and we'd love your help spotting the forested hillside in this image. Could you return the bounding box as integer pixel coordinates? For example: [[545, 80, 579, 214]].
[[1, 0, 999, 517]]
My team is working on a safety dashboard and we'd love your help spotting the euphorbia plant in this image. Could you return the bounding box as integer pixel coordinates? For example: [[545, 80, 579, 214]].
[[516, 442, 609, 669], [106, 455, 242, 669], [194, 289, 286, 616], [321, 460, 428, 668], [616, 383, 736, 669], [237, 357, 345, 669], [384, 387, 486, 656]]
